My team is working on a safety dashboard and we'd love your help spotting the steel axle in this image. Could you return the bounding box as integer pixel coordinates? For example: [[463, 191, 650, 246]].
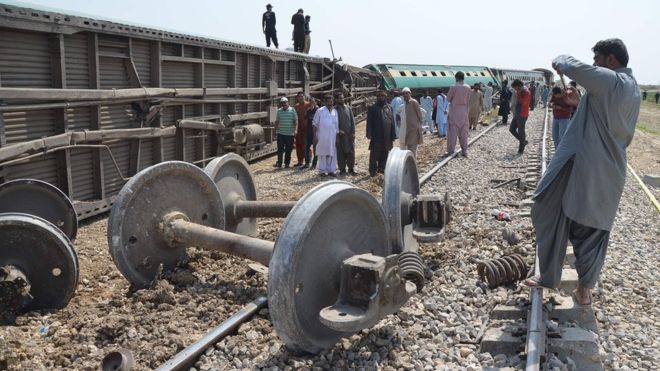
[[161, 212, 274, 266]]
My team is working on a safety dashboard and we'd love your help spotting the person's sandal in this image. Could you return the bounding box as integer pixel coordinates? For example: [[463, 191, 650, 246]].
[[571, 290, 592, 307], [521, 276, 556, 290]]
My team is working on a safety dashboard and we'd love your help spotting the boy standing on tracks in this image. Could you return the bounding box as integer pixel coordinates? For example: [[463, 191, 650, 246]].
[[509, 79, 531, 154], [526, 39, 640, 306], [446, 72, 471, 157]]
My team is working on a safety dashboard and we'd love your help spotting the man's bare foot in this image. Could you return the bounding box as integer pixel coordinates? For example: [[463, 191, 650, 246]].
[[573, 286, 592, 306]]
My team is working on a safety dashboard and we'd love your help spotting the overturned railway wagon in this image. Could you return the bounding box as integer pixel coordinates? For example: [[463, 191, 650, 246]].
[[0, 3, 378, 220]]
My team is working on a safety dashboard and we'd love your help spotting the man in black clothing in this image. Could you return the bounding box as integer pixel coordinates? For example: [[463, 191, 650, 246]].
[[366, 90, 396, 176], [262, 4, 278, 48], [498, 80, 512, 125], [291, 9, 305, 52]]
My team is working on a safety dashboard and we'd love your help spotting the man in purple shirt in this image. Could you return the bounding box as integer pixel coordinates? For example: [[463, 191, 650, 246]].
[[446, 71, 471, 157]]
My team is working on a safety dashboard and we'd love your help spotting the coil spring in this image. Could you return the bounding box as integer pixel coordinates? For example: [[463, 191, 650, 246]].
[[477, 254, 528, 289], [398, 251, 425, 292]]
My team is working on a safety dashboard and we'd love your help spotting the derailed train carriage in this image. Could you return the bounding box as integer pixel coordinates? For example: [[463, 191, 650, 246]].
[[366, 63, 553, 93], [0, 3, 378, 220], [365, 63, 500, 94]]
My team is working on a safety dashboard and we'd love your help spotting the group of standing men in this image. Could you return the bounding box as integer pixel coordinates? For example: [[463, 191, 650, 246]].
[[273, 92, 359, 177], [262, 4, 312, 53]]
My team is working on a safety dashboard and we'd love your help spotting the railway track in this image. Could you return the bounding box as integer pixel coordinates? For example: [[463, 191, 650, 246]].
[[474, 109, 603, 370]]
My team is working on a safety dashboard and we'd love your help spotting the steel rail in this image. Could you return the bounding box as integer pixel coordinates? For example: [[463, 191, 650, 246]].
[[155, 296, 268, 371], [525, 107, 550, 371], [419, 119, 500, 186], [626, 163, 660, 213]]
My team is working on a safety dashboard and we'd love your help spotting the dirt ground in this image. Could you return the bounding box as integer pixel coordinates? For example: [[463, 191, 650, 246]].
[[0, 101, 656, 370], [629, 100, 660, 190]]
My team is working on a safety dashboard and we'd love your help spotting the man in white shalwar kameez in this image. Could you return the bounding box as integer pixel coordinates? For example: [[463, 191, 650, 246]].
[[483, 83, 494, 112], [420, 92, 433, 132], [312, 95, 339, 176], [390, 90, 404, 138]]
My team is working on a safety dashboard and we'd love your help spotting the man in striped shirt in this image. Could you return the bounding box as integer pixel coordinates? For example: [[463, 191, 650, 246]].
[[273, 97, 297, 168]]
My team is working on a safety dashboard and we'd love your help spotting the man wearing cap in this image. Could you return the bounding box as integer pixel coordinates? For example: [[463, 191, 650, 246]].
[[273, 97, 297, 168], [446, 72, 471, 157], [291, 9, 305, 52], [397, 87, 424, 158], [262, 4, 278, 48]]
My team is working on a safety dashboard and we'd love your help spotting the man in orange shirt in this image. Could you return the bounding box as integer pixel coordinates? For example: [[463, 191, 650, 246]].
[[510, 79, 531, 154], [294, 92, 312, 167]]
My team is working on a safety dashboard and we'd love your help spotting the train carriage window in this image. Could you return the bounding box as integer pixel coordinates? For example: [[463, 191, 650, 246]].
[[480, 72, 486, 76], [440, 71, 447, 76], [421, 71, 428, 76], [399, 71, 407, 77], [430, 71, 437, 76], [466, 72, 471, 76], [411, 71, 417, 76]]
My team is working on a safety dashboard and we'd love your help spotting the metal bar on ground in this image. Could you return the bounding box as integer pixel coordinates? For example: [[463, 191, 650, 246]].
[[525, 107, 550, 371], [167, 219, 274, 266], [155, 296, 268, 371], [419, 120, 500, 185], [234, 200, 296, 219], [626, 163, 660, 213]]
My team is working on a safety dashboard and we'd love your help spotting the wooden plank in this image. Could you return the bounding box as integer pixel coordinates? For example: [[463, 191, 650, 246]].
[[161, 55, 235, 66], [50, 34, 74, 197], [127, 38, 142, 176], [0, 100, 5, 147], [97, 50, 129, 59], [175, 105, 185, 161], [151, 41, 164, 163], [89, 33, 105, 199]]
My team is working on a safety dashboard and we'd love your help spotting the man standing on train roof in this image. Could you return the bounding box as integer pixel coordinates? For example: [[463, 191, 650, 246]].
[[435, 88, 449, 138], [291, 9, 305, 52], [303, 15, 311, 54], [483, 82, 494, 112], [498, 80, 513, 125], [390, 90, 404, 139], [293, 92, 312, 168], [366, 89, 396, 176], [445, 72, 471, 158], [420, 91, 433, 133], [510, 79, 531, 154], [525, 39, 640, 307], [396, 87, 424, 158], [312, 95, 339, 176], [262, 4, 278, 49], [334, 93, 357, 175]]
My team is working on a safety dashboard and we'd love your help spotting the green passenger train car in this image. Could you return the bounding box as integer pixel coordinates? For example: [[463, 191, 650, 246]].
[[364, 63, 499, 92]]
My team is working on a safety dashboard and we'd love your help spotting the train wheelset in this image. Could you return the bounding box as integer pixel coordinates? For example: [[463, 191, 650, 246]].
[[0, 179, 79, 324], [107, 150, 452, 353]]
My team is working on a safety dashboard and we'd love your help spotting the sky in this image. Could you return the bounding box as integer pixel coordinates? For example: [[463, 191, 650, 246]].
[[5, 0, 660, 84]]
